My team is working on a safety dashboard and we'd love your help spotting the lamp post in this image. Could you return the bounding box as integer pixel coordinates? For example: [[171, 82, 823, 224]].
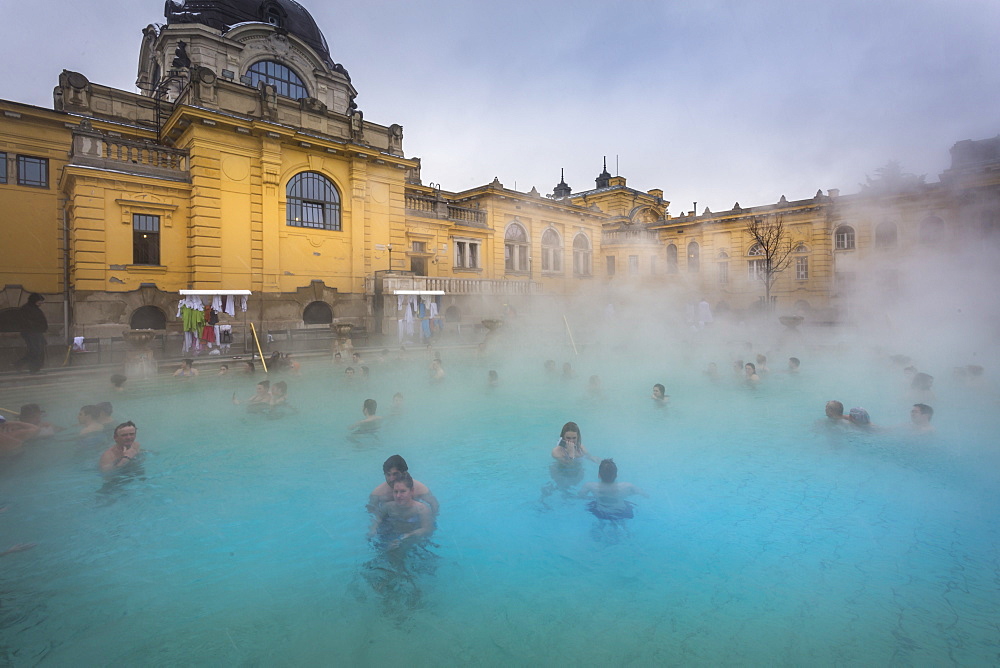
[[387, 244, 394, 272]]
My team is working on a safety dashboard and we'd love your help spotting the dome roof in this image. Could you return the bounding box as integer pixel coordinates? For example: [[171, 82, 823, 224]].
[[164, 0, 333, 67]]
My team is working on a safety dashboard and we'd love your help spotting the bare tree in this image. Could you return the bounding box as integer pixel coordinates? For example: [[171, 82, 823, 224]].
[[745, 214, 793, 309]]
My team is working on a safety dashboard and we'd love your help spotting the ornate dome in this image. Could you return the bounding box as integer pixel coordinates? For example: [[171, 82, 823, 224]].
[[164, 0, 333, 67]]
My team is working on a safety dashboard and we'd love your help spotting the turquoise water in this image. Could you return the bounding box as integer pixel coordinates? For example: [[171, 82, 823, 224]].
[[2, 342, 999, 666]]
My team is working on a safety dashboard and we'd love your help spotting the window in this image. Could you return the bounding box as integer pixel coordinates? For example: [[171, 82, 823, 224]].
[[796, 257, 809, 280], [129, 306, 166, 330], [454, 239, 481, 269], [875, 221, 897, 249], [133, 214, 160, 265], [748, 258, 766, 281], [573, 234, 591, 276], [628, 255, 639, 275], [411, 241, 426, 253], [504, 223, 529, 273], [264, 8, 283, 26], [748, 243, 765, 257], [17, 155, 48, 188], [303, 301, 333, 325], [287, 172, 341, 230], [606, 256, 616, 276], [687, 241, 700, 272], [718, 262, 729, 285], [541, 229, 562, 273], [919, 215, 944, 244], [666, 244, 678, 273], [0, 152, 6, 183], [834, 225, 855, 250], [246, 60, 307, 99]]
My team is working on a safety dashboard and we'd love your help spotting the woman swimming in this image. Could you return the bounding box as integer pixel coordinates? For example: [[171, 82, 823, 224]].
[[368, 473, 434, 552]]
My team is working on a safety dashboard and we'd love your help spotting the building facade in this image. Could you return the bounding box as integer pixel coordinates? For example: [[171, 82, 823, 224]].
[[1, 0, 999, 350]]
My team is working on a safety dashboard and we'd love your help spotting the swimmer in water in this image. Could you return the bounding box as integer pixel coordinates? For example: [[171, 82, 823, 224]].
[[542, 422, 598, 504], [744, 362, 760, 384], [99, 421, 142, 472], [368, 455, 439, 516], [368, 473, 434, 551], [173, 358, 199, 378], [651, 383, 669, 407], [578, 459, 648, 520], [910, 403, 934, 433], [349, 399, 382, 442], [233, 380, 271, 413], [551, 421, 598, 464]]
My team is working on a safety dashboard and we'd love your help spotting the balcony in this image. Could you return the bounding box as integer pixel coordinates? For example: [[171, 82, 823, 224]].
[[406, 194, 488, 227], [602, 228, 661, 245], [367, 274, 540, 296], [69, 125, 189, 182]]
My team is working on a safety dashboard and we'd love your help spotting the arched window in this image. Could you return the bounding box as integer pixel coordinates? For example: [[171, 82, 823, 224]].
[[919, 215, 944, 244], [875, 221, 898, 249], [505, 222, 529, 273], [130, 305, 166, 330], [834, 225, 855, 250], [793, 243, 809, 253], [748, 243, 765, 256], [687, 242, 700, 272], [573, 234, 591, 277], [666, 244, 678, 273], [541, 228, 562, 273], [246, 60, 308, 99], [718, 250, 729, 259], [747, 244, 766, 281], [303, 301, 333, 325], [287, 172, 341, 230]]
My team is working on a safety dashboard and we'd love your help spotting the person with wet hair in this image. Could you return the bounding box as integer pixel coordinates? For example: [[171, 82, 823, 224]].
[[173, 358, 199, 378], [96, 402, 115, 431], [349, 398, 382, 441], [0, 414, 40, 452], [651, 383, 669, 407], [909, 372, 936, 403], [825, 400, 848, 421], [755, 354, 770, 374], [787, 357, 800, 373], [910, 403, 934, 433], [551, 421, 598, 465], [367, 472, 434, 552], [744, 362, 760, 384], [77, 405, 104, 436], [578, 459, 648, 520], [110, 374, 128, 391], [233, 380, 271, 413], [99, 421, 141, 472], [368, 455, 439, 516]]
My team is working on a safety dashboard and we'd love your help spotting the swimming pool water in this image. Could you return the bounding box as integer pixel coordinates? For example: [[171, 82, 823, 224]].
[[2, 340, 999, 666]]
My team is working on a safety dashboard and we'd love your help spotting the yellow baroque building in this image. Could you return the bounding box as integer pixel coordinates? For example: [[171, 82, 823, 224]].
[[1, 0, 998, 351]]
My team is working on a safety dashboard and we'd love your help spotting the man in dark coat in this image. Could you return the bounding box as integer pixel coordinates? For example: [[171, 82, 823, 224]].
[[16, 293, 47, 373]]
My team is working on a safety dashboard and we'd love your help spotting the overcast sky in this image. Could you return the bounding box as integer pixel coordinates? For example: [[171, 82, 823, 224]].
[[3, 0, 999, 213]]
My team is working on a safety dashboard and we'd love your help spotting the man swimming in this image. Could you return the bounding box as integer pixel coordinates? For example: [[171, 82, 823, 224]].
[[910, 403, 935, 433], [368, 455, 439, 516], [99, 421, 142, 472], [578, 459, 648, 520]]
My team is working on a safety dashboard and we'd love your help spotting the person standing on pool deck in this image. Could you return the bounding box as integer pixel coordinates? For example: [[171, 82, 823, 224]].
[[368, 455, 439, 516], [99, 422, 142, 472], [578, 459, 648, 520]]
